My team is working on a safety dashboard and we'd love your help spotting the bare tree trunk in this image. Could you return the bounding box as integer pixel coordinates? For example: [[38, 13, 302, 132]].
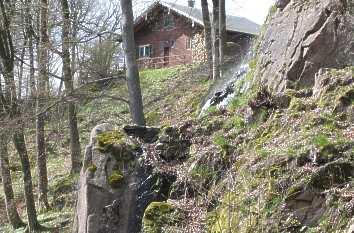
[[120, 0, 145, 126], [212, 0, 220, 80], [26, 0, 36, 101], [0, 133, 25, 229], [18, 46, 25, 100], [219, 0, 226, 75], [61, 0, 82, 173], [28, 36, 36, 99], [36, 0, 50, 209], [13, 125, 42, 232], [0, 1, 42, 230], [201, 0, 213, 79]]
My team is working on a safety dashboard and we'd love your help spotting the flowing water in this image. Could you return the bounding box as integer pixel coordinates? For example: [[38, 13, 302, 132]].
[[199, 53, 254, 117]]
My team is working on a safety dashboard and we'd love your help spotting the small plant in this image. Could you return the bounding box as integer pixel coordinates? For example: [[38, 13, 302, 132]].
[[207, 106, 221, 115], [289, 98, 306, 112], [227, 96, 248, 112], [223, 115, 245, 131], [87, 164, 97, 173], [313, 134, 330, 148], [256, 148, 271, 158], [213, 133, 230, 149]]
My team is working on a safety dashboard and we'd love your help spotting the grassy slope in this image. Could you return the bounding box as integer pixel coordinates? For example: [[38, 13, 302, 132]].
[[137, 67, 353, 233], [0, 65, 210, 232], [1, 63, 352, 233], [195, 68, 354, 233]]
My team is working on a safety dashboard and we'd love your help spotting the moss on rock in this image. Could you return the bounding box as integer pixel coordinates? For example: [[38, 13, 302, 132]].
[[108, 169, 124, 189], [96, 130, 126, 153], [87, 164, 97, 173], [143, 202, 183, 233]]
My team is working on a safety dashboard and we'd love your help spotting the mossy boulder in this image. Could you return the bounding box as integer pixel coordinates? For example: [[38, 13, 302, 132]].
[[155, 125, 191, 162], [143, 202, 184, 233]]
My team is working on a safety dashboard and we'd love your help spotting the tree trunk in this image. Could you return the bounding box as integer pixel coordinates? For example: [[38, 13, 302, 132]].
[[201, 0, 213, 79], [36, 0, 50, 209], [28, 36, 36, 100], [26, 0, 36, 101], [120, 0, 145, 126], [25, 0, 35, 101], [212, 0, 220, 80], [0, 1, 41, 230], [0, 134, 25, 229], [18, 46, 25, 100], [61, 0, 82, 173], [219, 0, 226, 75], [13, 126, 42, 232]]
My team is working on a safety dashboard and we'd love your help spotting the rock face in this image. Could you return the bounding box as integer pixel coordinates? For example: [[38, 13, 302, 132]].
[[257, 0, 354, 93], [73, 124, 140, 233], [73, 124, 192, 233]]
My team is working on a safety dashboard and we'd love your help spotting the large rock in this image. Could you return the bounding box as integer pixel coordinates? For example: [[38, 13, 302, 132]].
[[154, 126, 192, 162], [256, 0, 354, 93], [73, 124, 139, 233], [123, 125, 160, 143]]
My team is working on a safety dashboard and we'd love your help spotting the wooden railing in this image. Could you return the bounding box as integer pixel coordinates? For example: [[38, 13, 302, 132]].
[[137, 54, 189, 69]]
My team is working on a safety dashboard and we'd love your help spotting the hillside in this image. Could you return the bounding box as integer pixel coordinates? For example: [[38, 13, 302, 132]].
[[0, 65, 210, 232], [0, 0, 353, 232]]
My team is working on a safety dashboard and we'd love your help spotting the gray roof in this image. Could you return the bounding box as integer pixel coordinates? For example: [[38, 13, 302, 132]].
[[135, 1, 260, 36]]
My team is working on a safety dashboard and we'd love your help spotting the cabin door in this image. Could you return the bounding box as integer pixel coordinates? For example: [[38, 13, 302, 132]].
[[163, 47, 170, 66]]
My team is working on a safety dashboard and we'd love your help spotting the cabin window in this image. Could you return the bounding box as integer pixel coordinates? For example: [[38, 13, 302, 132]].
[[186, 38, 192, 49], [138, 45, 152, 58], [163, 14, 175, 28]]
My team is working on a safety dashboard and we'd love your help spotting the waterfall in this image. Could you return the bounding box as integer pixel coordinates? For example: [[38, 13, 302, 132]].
[[199, 53, 254, 117]]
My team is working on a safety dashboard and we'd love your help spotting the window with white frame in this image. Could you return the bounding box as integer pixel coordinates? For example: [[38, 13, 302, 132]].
[[138, 45, 152, 58]]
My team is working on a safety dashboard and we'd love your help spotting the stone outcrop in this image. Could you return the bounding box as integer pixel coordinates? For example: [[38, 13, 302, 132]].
[[73, 124, 192, 233], [123, 125, 160, 143], [256, 0, 354, 93], [73, 124, 140, 233], [154, 125, 192, 162]]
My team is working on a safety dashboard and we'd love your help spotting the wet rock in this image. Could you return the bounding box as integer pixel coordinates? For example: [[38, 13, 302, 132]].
[[123, 125, 160, 143], [257, 0, 354, 93], [275, 0, 290, 9]]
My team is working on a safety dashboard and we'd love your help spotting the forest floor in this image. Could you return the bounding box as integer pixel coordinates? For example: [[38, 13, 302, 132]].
[[0, 64, 210, 233]]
